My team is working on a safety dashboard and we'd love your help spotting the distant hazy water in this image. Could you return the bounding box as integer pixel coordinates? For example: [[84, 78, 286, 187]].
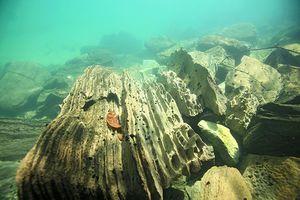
[[0, 0, 299, 67]]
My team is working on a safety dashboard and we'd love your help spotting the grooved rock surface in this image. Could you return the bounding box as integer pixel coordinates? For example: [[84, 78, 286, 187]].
[[168, 49, 227, 116], [198, 120, 240, 166], [159, 70, 203, 117], [243, 99, 300, 156], [188, 166, 252, 200], [16, 66, 214, 200], [240, 154, 300, 200]]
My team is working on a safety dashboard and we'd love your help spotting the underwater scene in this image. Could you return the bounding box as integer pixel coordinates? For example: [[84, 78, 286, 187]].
[[0, 0, 300, 199]]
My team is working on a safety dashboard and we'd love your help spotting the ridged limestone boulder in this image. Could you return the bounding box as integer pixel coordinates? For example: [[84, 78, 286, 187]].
[[16, 66, 214, 199]]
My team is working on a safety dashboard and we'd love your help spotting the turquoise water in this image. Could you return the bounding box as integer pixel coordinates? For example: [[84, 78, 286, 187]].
[[0, 0, 299, 66]]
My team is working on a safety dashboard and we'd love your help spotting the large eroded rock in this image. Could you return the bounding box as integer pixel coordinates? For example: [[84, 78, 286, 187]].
[[16, 66, 214, 199]]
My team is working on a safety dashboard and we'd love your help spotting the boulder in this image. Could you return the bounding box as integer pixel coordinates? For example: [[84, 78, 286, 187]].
[[0, 62, 51, 116], [145, 36, 176, 53], [168, 49, 227, 116], [220, 23, 257, 43], [264, 44, 300, 69], [243, 98, 300, 156], [188, 46, 235, 80], [226, 56, 282, 104], [187, 166, 252, 200], [240, 154, 300, 200], [159, 70, 203, 117], [198, 120, 240, 166], [16, 66, 214, 199], [276, 64, 300, 103], [197, 35, 250, 64]]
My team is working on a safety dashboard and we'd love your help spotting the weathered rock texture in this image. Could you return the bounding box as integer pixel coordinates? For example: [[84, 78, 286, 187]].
[[225, 56, 282, 134], [198, 120, 240, 166], [16, 66, 214, 199], [243, 99, 300, 156], [226, 56, 282, 104], [168, 49, 227, 116], [225, 87, 260, 135], [188, 166, 252, 200], [159, 70, 203, 117], [240, 154, 300, 200]]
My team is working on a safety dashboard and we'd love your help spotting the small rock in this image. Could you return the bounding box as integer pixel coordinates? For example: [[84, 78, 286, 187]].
[[198, 120, 240, 166]]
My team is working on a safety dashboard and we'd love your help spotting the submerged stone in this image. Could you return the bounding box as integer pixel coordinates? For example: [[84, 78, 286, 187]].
[[198, 120, 240, 166], [187, 166, 252, 200], [16, 66, 215, 199]]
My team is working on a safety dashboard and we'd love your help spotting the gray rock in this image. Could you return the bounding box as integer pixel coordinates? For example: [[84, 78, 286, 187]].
[[220, 23, 257, 43], [198, 120, 240, 166], [0, 62, 51, 115], [197, 35, 250, 64], [265, 44, 300, 69], [240, 154, 300, 200], [243, 99, 300, 156], [168, 49, 227, 116], [145, 36, 175, 53]]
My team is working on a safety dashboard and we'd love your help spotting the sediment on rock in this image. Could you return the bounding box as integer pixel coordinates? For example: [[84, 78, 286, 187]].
[[16, 65, 214, 200]]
